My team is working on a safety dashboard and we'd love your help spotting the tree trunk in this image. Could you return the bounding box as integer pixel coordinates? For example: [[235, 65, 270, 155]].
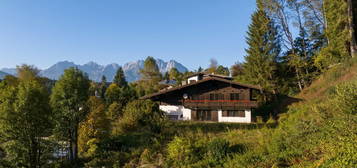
[[68, 130, 74, 161], [322, 0, 329, 44], [29, 138, 38, 168], [73, 124, 79, 161], [348, 0, 357, 57]]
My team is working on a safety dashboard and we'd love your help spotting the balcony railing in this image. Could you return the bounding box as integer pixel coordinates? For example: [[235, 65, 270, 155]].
[[182, 99, 258, 108]]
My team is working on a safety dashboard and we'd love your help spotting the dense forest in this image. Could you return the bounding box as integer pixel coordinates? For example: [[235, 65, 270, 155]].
[[0, 0, 356, 167]]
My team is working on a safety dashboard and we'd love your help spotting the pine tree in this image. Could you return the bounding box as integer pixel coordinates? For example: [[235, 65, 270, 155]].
[[197, 66, 203, 72], [315, 0, 350, 69], [243, 0, 280, 95], [98, 75, 107, 99], [113, 67, 127, 87]]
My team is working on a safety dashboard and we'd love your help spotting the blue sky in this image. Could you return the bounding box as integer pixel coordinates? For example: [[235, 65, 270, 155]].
[[0, 0, 256, 70]]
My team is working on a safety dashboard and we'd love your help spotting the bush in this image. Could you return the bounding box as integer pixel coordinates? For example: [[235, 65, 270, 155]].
[[167, 136, 193, 163], [333, 81, 357, 114], [206, 138, 230, 161], [112, 100, 165, 134]]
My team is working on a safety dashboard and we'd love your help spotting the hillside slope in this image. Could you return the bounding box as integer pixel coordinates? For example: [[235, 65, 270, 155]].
[[224, 58, 357, 167]]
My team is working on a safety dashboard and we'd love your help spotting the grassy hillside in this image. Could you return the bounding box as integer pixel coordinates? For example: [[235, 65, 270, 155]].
[[222, 57, 357, 167], [51, 58, 356, 168], [145, 58, 357, 168]]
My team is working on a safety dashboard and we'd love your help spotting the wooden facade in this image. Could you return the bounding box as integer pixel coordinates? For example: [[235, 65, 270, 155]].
[[143, 77, 261, 122]]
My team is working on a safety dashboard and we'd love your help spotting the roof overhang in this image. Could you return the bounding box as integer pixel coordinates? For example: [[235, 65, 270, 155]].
[[141, 77, 261, 99]]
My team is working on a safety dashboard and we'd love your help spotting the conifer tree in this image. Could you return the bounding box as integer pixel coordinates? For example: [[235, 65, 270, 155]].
[[98, 75, 107, 99], [197, 66, 203, 72], [243, 0, 280, 94], [315, 0, 350, 69], [113, 67, 127, 88]]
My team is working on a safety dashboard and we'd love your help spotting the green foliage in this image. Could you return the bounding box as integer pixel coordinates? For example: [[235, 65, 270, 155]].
[[168, 67, 183, 84], [105, 83, 121, 105], [242, 1, 280, 94], [315, 0, 349, 69], [139, 56, 163, 95], [113, 67, 127, 87], [0, 79, 53, 167], [78, 96, 110, 158], [140, 56, 162, 81], [105, 83, 137, 119], [98, 75, 107, 99], [167, 137, 194, 163], [50, 67, 90, 161], [16, 64, 40, 81], [230, 63, 244, 78], [112, 100, 164, 134], [215, 65, 230, 76], [333, 81, 357, 114], [206, 138, 230, 162], [107, 102, 123, 121]]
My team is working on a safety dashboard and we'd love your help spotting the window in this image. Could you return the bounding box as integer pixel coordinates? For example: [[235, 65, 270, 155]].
[[222, 110, 245, 117], [230, 93, 240, 100], [210, 93, 224, 100]]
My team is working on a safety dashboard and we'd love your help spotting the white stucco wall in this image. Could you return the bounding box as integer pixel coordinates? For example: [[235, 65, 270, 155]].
[[159, 105, 191, 120], [187, 76, 199, 83], [218, 109, 251, 123]]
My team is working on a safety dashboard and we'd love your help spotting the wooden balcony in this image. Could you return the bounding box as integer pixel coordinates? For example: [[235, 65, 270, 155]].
[[182, 99, 258, 109]]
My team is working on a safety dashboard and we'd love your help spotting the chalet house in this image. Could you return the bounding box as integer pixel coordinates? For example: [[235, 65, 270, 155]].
[[142, 73, 261, 123]]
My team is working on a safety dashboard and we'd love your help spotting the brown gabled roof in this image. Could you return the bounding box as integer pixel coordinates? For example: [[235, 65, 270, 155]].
[[186, 72, 233, 80], [140, 77, 261, 99]]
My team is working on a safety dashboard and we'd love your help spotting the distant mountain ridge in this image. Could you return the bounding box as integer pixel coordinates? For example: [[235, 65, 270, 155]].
[[0, 58, 188, 82], [0, 71, 10, 79]]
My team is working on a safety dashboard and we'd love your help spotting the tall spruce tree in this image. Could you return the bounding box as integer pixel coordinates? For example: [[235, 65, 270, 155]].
[[113, 67, 127, 87], [98, 75, 107, 99], [315, 0, 350, 69], [243, 0, 280, 95]]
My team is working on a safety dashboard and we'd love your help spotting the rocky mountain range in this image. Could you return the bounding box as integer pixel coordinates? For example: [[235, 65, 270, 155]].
[[0, 71, 9, 79], [0, 58, 188, 82]]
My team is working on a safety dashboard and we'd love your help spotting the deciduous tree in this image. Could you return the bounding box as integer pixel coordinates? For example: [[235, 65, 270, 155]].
[[0, 79, 52, 167], [50, 67, 90, 161]]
